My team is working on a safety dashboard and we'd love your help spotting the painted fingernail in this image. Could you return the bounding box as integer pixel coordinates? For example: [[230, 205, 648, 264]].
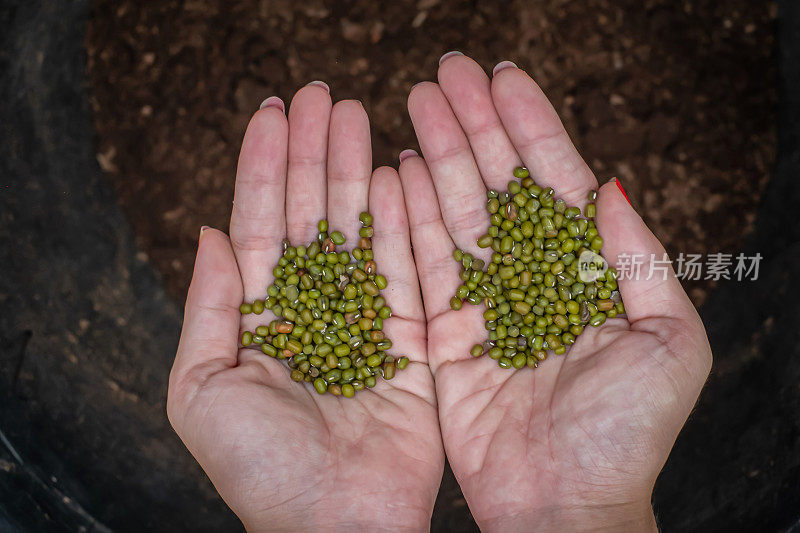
[[611, 177, 631, 206], [492, 60, 518, 76], [306, 80, 330, 93], [439, 51, 464, 65], [399, 149, 418, 163], [259, 96, 285, 112]]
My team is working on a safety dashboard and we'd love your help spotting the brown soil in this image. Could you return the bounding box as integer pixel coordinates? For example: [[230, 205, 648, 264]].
[[86, 1, 776, 528], [87, 0, 776, 307]]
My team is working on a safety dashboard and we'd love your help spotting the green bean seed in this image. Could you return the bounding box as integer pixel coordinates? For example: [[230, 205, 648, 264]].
[[448, 166, 620, 374], [330, 231, 346, 245], [513, 166, 530, 179], [236, 214, 408, 397], [589, 313, 607, 327], [363, 280, 379, 296], [241, 331, 252, 346], [261, 344, 277, 357]]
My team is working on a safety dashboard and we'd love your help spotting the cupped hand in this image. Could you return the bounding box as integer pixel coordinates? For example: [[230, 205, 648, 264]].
[[167, 84, 444, 531], [397, 54, 711, 532]]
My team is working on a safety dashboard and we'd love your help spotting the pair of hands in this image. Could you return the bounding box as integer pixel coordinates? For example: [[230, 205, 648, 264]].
[[166, 54, 711, 532]]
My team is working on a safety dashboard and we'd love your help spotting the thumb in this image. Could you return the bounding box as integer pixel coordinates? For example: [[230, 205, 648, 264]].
[[596, 179, 712, 412], [596, 179, 698, 327], [170, 227, 243, 392]]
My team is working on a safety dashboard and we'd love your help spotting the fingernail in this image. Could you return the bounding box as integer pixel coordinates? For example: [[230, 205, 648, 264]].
[[259, 96, 285, 112], [492, 60, 518, 76], [611, 177, 631, 206], [410, 81, 425, 92], [306, 80, 330, 93], [439, 51, 463, 65], [399, 149, 418, 163], [200, 225, 210, 238]]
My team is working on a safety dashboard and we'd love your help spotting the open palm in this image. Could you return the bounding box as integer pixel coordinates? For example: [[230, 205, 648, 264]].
[[167, 85, 443, 531], [398, 54, 711, 532]]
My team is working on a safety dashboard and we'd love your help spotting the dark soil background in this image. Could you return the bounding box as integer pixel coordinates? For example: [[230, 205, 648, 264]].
[[83, 1, 775, 529], [86, 0, 776, 307], [3, 0, 799, 531]]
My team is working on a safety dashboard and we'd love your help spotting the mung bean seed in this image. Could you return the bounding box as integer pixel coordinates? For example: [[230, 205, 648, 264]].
[[237, 213, 407, 397], [450, 169, 622, 372]]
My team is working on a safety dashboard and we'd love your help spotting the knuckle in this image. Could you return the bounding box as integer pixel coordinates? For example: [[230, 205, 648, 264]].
[[446, 202, 485, 235], [229, 232, 283, 253]]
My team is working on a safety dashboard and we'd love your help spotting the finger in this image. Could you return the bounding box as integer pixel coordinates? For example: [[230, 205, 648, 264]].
[[397, 154, 461, 321], [358, 165, 433, 401], [596, 179, 698, 325], [369, 166, 425, 324], [230, 102, 288, 300], [327, 100, 372, 242], [491, 63, 597, 207], [437, 53, 522, 190], [407, 82, 488, 252], [171, 228, 242, 388], [286, 82, 332, 244]]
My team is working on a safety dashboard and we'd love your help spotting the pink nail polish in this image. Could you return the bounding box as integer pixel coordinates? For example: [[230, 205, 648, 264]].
[[259, 96, 285, 112], [492, 60, 518, 76], [306, 80, 330, 93], [399, 149, 418, 163], [439, 51, 463, 65]]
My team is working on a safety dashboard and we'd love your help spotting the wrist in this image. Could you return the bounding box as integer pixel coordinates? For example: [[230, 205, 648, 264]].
[[241, 501, 432, 532], [480, 498, 656, 533]]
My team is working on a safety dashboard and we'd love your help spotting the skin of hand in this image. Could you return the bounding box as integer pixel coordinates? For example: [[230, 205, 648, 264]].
[[166, 84, 444, 532], [397, 53, 712, 532]]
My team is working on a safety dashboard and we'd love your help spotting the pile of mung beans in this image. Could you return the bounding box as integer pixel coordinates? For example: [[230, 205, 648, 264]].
[[239, 212, 408, 397], [452, 167, 624, 369]]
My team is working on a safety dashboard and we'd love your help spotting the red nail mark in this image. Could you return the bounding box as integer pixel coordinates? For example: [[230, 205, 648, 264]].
[[613, 178, 631, 206]]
